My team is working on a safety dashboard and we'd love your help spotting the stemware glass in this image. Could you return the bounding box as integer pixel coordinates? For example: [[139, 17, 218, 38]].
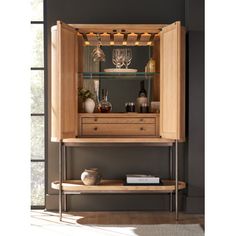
[[112, 49, 125, 69], [92, 36, 106, 62], [124, 48, 132, 69]]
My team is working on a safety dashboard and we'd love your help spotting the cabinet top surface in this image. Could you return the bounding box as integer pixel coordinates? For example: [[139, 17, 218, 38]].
[[61, 137, 174, 146]]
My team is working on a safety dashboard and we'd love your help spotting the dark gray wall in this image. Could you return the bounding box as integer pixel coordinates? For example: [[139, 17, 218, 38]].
[[185, 0, 204, 213], [45, 0, 204, 213]]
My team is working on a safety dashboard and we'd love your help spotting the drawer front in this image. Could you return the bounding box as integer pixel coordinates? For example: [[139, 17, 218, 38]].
[[81, 124, 156, 136], [82, 117, 156, 124]]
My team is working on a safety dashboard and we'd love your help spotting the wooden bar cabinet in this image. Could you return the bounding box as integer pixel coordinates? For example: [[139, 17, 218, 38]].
[[50, 20, 186, 221]]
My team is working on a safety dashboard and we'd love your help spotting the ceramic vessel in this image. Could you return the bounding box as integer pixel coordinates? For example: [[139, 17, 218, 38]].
[[84, 98, 95, 113], [81, 168, 102, 185]]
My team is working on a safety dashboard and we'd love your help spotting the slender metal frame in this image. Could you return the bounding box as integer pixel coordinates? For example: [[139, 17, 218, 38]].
[[57, 140, 180, 221], [169, 146, 173, 212], [63, 145, 67, 211], [175, 140, 178, 220], [59, 141, 63, 221]]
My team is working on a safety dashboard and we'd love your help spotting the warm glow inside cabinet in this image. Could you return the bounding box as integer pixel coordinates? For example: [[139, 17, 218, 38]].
[[51, 21, 185, 142]]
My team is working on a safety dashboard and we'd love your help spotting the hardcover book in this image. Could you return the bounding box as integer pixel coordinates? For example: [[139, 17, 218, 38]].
[[126, 174, 160, 184]]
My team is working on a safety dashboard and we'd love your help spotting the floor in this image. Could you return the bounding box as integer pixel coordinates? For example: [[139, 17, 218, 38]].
[[31, 210, 204, 236], [31, 210, 204, 226]]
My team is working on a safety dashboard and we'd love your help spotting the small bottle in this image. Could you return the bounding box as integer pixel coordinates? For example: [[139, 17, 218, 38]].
[[136, 80, 148, 112], [138, 80, 147, 97], [98, 89, 112, 113], [145, 58, 156, 73]]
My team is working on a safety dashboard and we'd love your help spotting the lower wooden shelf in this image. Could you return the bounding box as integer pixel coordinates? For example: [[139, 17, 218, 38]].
[[51, 179, 186, 194]]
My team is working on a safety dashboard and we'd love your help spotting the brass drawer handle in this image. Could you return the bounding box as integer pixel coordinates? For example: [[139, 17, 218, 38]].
[[94, 127, 98, 131]]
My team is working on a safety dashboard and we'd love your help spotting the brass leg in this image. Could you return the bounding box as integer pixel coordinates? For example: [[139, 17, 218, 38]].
[[59, 141, 63, 221], [175, 140, 178, 221], [169, 146, 173, 212], [63, 145, 67, 212]]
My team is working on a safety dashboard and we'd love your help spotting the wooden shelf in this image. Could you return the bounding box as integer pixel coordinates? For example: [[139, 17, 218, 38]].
[[51, 179, 186, 193], [61, 137, 174, 147]]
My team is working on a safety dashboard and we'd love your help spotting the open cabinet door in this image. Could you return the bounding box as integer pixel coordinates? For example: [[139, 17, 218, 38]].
[[160, 21, 185, 140], [51, 21, 78, 141]]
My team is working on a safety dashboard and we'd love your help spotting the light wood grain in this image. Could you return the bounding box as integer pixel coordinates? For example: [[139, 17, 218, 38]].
[[100, 32, 110, 45], [81, 116, 156, 124], [58, 21, 78, 139], [51, 25, 59, 141], [78, 113, 159, 137], [31, 210, 204, 225], [62, 137, 174, 145], [160, 21, 185, 140], [81, 123, 156, 137], [51, 22, 185, 142], [79, 113, 159, 118], [51, 179, 186, 192], [152, 39, 160, 101], [179, 27, 186, 141], [82, 117, 156, 124], [127, 33, 138, 46], [75, 212, 204, 225], [69, 24, 167, 46], [114, 32, 124, 45]]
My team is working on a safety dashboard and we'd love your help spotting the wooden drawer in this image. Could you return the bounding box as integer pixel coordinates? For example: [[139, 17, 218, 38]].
[[82, 117, 156, 124], [81, 123, 156, 137]]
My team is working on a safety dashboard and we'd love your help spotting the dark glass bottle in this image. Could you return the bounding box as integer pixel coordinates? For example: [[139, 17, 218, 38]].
[[98, 89, 112, 113], [138, 80, 147, 97], [136, 80, 148, 112]]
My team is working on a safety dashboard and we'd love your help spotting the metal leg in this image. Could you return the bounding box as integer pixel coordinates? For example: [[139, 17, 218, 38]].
[[169, 146, 173, 212], [59, 141, 63, 221], [63, 145, 67, 212], [175, 140, 178, 221]]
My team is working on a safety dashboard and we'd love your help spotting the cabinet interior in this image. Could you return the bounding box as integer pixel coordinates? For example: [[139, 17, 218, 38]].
[[80, 46, 160, 113], [74, 29, 161, 114]]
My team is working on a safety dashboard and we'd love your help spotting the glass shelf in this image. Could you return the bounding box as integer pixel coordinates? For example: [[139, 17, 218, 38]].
[[81, 72, 159, 80]]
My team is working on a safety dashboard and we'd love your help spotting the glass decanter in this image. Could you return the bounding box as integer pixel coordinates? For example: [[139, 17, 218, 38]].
[[98, 89, 112, 113]]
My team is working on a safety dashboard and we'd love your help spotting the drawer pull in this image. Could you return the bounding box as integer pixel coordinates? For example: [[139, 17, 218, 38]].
[[140, 119, 144, 122], [140, 127, 144, 131], [94, 127, 98, 131], [94, 118, 98, 122]]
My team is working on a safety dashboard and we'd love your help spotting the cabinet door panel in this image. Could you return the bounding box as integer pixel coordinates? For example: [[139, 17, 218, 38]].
[[51, 21, 78, 141], [160, 21, 185, 140]]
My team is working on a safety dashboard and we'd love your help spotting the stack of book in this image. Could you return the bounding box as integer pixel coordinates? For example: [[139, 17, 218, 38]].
[[126, 174, 161, 185]]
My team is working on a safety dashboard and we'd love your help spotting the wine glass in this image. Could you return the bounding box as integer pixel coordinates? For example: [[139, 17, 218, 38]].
[[124, 48, 132, 69], [92, 44, 106, 62], [92, 36, 106, 62], [112, 49, 125, 69]]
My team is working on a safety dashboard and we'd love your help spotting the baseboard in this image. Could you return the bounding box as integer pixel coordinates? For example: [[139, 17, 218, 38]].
[[185, 196, 204, 214]]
